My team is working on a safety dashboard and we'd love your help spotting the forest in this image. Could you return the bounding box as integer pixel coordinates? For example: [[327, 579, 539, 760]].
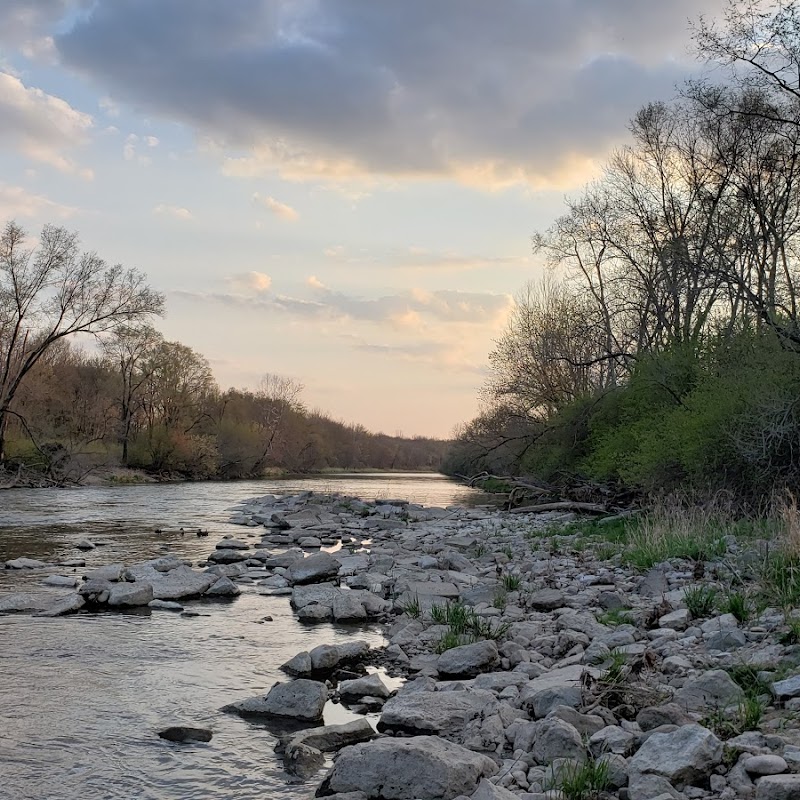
[[445, 2, 800, 505], [0, 223, 446, 485]]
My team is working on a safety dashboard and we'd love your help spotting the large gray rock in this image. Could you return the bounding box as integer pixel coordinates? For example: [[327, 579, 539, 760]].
[[84, 564, 125, 582], [512, 718, 586, 765], [309, 642, 370, 672], [628, 723, 723, 786], [471, 779, 518, 800], [339, 673, 390, 700], [108, 581, 154, 607], [0, 592, 56, 613], [286, 553, 341, 585], [125, 561, 217, 600], [42, 575, 80, 588], [207, 548, 249, 564], [287, 718, 375, 753], [378, 688, 496, 741], [673, 670, 744, 711], [204, 576, 241, 597], [771, 673, 800, 700], [333, 592, 368, 622], [284, 741, 325, 778], [317, 735, 497, 799], [436, 640, 499, 678], [755, 775, 800, 800], [226, 679, 327, 721], [282, 651, 313, 675], [5, 557, 48, 569], [291, 584, 339, 610], [527, 589, 565, 610], [35, 593, 86, 617]]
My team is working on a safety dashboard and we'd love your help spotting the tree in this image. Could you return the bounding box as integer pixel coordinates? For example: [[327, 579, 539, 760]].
[[249, 373, 305, 474], [0, 221, 163, 462]]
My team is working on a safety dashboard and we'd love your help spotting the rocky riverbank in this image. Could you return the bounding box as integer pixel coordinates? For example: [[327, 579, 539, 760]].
[[4, 491, 800, 800]]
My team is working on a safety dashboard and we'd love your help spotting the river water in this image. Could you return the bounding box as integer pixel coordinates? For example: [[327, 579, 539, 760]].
[[0, 473, 482, 800]]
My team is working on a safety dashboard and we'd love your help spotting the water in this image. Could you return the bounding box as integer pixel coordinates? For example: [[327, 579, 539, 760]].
[[0, 473, 480, 800]]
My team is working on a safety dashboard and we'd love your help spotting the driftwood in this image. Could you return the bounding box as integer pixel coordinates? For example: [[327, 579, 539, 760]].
[[508, 501, 609, 515]]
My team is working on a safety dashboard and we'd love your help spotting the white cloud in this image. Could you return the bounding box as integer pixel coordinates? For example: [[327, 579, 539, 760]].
[[152, 203, 192, 221], [252, 192, 299, 221], [0, 71, 93, 177], [229, 271, 272, 293], [0, 182, 76, 219], [99, 96, 119, 117], [145, 135, 159, 147], [306, 275, 326, 290]]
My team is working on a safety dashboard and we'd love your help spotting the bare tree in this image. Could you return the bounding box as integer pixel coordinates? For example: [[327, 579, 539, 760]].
[[0, 221, 163, 462], [250, 373, 305, 474]]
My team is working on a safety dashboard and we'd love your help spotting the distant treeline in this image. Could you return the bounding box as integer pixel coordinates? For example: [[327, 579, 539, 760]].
[[445, 3, 800, 504], [5, 335, 448, 482]]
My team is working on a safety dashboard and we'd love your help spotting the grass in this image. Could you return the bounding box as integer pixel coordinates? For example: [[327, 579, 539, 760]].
[[399, 594, 422, 618], [548, 756, 611, 800], [493, 589, 508, 611], [779, 618, 800, 645], [430, 600, 512, 651], [684, 585, 717, 619], [720, 590, 752, 623], [702, 696, 766, 740], [598, 608, 635, 627], [502, 573, 522, 591]]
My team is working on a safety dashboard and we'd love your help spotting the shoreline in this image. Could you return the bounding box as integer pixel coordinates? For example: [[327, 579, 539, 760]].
[[3, 490, 800, 799]]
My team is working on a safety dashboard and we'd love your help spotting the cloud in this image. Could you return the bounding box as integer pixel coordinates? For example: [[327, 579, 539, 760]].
[[0, 71, 93, 177], [152, 203, 192, 221], [0, 1, 88, 49], [0, 183, 76, 219], [54, 0, 725, 189], [252, 192, 299, 221], [229, 270, 272, 293]]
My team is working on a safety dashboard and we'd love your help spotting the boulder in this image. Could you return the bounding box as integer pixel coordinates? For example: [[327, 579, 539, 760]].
[[0, 592, 62, 613], [378, 688, 496, 741], [316, 735, 497, 799], [743, 755, 788, 776], [42, 575, 80, 588], [436, 640, 499, 678], [285, 741, 325, 778], [339, 673, 391, 701], [628, 723, 723, 786], [287, 718, 375, 753], [471, 779, 518, 800], [772, 674, 800, 700], [204, 576, 241, 597], [636, 703, 693, 732], [286, 553, 341, 585], [215, 538, 250, 550], [5, 557, 48, 569], [527, 589, 565, 611], [78, 578, 112, 604], [282, 651, 313, 676], [755, 775, 800, 800], [333, 592, 368, 622], [673, 670, 744, 711], [125, 561, 217, 600], [108, 581, 154, 607], [226, 679, 328, 721], [158, 726, 213, 743], [35, 593, 85, 617], [291, 584, 339, 610], [512, 718, 586, 765], [206, 549, 249, 564], [84, 564, 125, 582], [309, 642, 370, 673]]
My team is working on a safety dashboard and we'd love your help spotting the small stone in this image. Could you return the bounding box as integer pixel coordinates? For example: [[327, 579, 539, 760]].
[[772, 674, 800, 700], [158, 726, 212, 743], [743, 754, 788, 776]]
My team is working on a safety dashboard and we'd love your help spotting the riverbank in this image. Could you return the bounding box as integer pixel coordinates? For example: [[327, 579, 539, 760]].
[[3, 489, 800, 799]]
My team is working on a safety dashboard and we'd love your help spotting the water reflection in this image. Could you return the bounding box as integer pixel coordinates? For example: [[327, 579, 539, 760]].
[[0, 473, 479, 800]]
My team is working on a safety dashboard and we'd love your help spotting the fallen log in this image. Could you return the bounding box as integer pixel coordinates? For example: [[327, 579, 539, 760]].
[[508, 501, 609, 515]]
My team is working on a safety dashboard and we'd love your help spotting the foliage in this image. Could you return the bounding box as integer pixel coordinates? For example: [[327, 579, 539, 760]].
[[548, 756, 611, 800], [683, 586, 718, 620]]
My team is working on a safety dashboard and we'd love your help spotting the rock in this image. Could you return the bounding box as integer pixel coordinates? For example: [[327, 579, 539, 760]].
[[149, 599, 184, 611], [286, 553, 341, 585], [42, 575, 80, 588], [339, 673, 390, 700], [333, 592, 368, 622], [215, 538, 250, 550], [317, 735, 497, 799], [78, 579, 112, 604], [636, 703, 693, 732], [287, 718, 375, 753], [659, 608, 690, 630], [512, 718, 586, 765], [282, 651, 313, 676], [378, 688, 497, 741], [35, 593, 86, 617], [226, 679, 328, 721], [207, 548, 249, 564], [285, 741, 325, 778], [755, 775, 800, 800], [75, 539, 96, 550], [526, 686, 582, 718], [707, 628, 747, 651], [470, 779, 518, 800], [527, 589, 565, 611], [124, 561, 217, 600], [547, 706, 606, 737], [84, 564, 125, 582], [436, 640, 499, 678], [107, 581, 154, 607], [674, 669, 744, 711], [5, 557, 48, 569], [589, 725, 636, 757], [309, 642, 370, 673], [0, 592, 64, 613], [299, 605, 333, 622], [291, 584, 339, 609], [204, 576, 241, 597], [772, 674, 800, 700], [158, 726, 213, 743], [639, 568, 668, 597], [743, 755, 789, 776], [628, 723, 723, 785], [298, 537, 323, 548]]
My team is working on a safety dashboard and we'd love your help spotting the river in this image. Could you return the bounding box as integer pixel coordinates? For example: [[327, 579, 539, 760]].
[[0, 473, 482, 800]]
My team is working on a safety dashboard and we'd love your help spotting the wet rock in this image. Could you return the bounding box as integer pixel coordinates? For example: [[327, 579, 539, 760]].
[[291, 584, 339, 609], [83, 564, 125, 582], [226, 679, 328, 721], [309, 642, 370, 673], [207, 549, 249, 564], [333, 592, 368, 622], [5, 557, 48, 569], [286, 553, 341, 585], [35, 593, 86, 617], [75, 539, 96, 551], [215, 538, 250, 550], [316, 735, 497, 799], [108, 581, 154, 607], [124, 561, 217, 600], [42, 575, 80, 588], [0, 592, 61, 613], [158, 725, 213, 743], [339, 673, 390, 701], [286, 718, 375, 753], [282, 651, 313, 676], [78, 578, 112, 604], [285, 741, 325, 778], [436, 640, 499, 678], [149, 599, 184, 611], [204, 576, 241, 597]]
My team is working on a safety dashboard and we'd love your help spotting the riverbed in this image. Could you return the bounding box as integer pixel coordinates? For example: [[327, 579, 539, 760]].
[[0, 473, 481, 800]]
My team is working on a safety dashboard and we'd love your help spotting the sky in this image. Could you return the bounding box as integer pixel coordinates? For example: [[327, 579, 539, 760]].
[[0, 0, 726, 438]]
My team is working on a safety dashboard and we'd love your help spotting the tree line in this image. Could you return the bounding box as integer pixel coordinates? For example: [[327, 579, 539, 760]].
[[445, 2, 800, 502], [0, 222, 447, 484]]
